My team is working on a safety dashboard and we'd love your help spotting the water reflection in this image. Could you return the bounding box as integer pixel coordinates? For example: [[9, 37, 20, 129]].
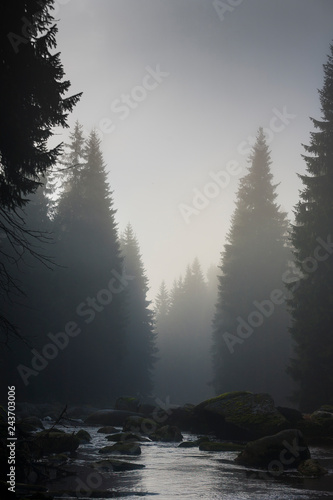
[[43, 424, 333, 499]]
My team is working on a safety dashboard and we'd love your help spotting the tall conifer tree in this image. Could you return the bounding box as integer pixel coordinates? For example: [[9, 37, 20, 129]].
[[49, 129, 126, 403], [118, 224, 157, 397], [287, 44, 333, 410], [212, 128, 292, 404], [0, 0, 80, 339]]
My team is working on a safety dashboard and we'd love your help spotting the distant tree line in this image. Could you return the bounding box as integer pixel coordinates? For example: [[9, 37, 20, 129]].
[[1, 124, 156, 405], [1, 0, 332, 411], [153, 259, 217, 404]]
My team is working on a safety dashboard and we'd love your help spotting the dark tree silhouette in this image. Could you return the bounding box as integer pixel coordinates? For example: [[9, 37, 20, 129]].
[[118, 223, 157, 397], [287, 44, 333, 410], [0, 0, 81, 340], [48, 129, 127, 403], [212, 128, 292, 404], [0, 0, 81, 209]]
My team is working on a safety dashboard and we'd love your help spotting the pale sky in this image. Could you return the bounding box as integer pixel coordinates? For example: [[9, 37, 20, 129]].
[[53, 0, 333, 301]]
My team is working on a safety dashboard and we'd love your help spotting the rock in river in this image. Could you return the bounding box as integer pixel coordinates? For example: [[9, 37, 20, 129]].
[[235, 428, 310, 468], [195, 391, 288, 439], [150, 425, 183, 442]]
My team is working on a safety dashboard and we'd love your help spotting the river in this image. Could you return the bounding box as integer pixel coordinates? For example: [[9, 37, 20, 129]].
[[43, 423, 333, 499]]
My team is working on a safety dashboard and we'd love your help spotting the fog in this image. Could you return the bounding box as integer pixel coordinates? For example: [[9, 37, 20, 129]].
[[1, 0, 333, 410], [53, 0, 332, 301]]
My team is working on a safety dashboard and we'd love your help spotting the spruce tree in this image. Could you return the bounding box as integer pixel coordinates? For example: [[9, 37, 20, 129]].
[[0, 0, 80, 340], [0, 0, 81, 210], [155, 281, 170, 322], [287, 44, 333, 410], [49, 129, 126, 403], [212, 128, 292, 404], [118, 224, 157, 397]]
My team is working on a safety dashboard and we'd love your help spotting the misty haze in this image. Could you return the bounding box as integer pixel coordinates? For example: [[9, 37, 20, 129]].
[[1, 1, 333, 499]]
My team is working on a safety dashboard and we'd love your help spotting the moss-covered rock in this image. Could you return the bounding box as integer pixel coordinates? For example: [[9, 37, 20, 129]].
[[98, 442, 141, 455], [75, 429, 91, 443], [235, 429, 310, 468], [97, 426, 118, 434], [297, 459, 328, 477], [199, 441, 245, 452], [150, 425, 183, 442], [195, 391, 288, 439], [310, 410, 333, 435], [29, 430, 80, 456], [297, 410, 333, 439]]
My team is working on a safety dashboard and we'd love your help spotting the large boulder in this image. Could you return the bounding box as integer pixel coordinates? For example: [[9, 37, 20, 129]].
[[296, 406, 333, 439], [194, 391, 288, 439], [163, 404, 203, 432], [235, 429, 310, 469], [97, 426, 118, 434], [75, 429, 91, 444], [85, 409, 143, 426], [310, 408, 333, 436], [150, 425, 183, 442]]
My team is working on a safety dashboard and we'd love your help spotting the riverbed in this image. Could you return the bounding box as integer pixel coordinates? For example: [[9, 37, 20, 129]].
[[43, 423, 333, 499]]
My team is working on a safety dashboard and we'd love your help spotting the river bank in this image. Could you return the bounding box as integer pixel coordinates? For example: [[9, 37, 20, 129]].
[[1, 392, 333, 499]]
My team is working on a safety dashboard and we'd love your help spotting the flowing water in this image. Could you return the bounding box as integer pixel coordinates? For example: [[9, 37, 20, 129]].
[[44, 423, 333, 499]]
